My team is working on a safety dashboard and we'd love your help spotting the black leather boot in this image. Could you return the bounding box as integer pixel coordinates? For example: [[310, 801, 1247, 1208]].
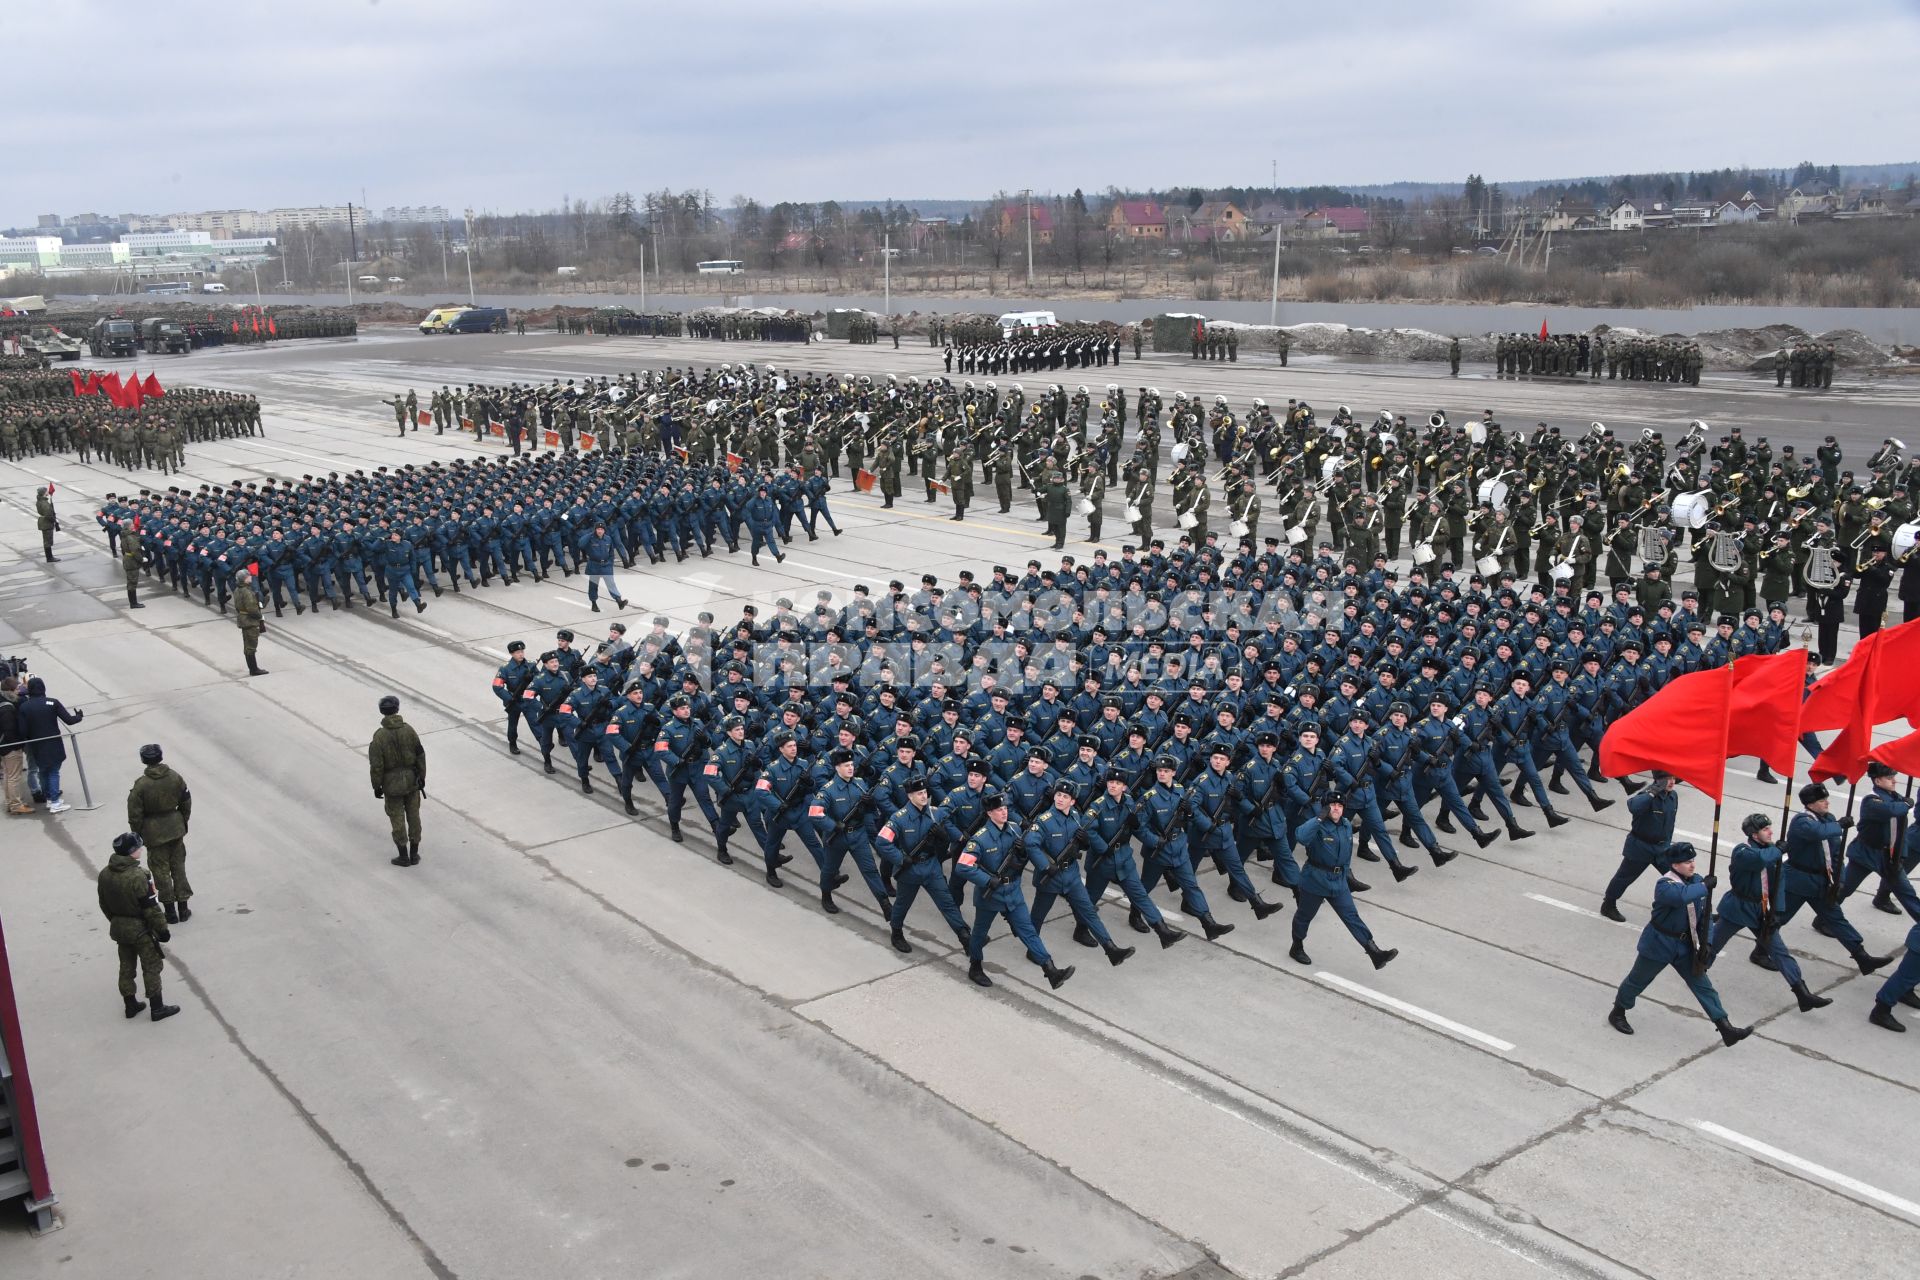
[[124, 994, 146, 1019], [1715, 1018, 1753, 1046], [890, 927, 912, 955], [1042, 961, 1076, 989], [1608, 1003, 1633, 1035], [1199, 913, 1234, 941], [1288, 939, 1311, 965], [1367, 943, 1399, 970], [1152, 920, 1185, 948], [1103, 941, 1135, 966], [1793, 981, 1832, 1012], [1870, 1002, 1907, 1032]]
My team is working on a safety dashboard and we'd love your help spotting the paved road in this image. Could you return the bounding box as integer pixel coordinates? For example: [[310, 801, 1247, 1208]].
[[2, 330, 1916, 1279]]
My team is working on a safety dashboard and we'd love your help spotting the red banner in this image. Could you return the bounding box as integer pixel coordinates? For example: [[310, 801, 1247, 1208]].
[[853, 468, 876, 493], [1600, 666, 1732, 800], [1727, 650, 1808, 774]]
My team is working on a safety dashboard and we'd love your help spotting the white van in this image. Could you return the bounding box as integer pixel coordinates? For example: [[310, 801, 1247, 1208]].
[[997, 309, 1057, 338], [201, 282, 228, 294]]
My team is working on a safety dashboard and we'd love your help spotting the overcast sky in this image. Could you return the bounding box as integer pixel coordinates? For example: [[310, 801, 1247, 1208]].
[[12, 0, 1920, 224]]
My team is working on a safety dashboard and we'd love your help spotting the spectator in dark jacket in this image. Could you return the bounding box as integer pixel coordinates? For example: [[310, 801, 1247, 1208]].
[[17, 676, 83, 813]]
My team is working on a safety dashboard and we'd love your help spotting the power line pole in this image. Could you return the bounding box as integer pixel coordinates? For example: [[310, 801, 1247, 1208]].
[[883, 231, 891, 320], [462, 209, 477, 305]]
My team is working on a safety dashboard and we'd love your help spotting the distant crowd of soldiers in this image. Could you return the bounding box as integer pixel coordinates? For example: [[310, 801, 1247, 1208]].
[[1494, 332, 1703, 384], [0, 365, 259, 469], [562, 312, 684, 337], [1190, 325, 1240, 361], [685, 312, 811, 343], [945, 322, 1126, 375], [1775, 343, 1839, 389]]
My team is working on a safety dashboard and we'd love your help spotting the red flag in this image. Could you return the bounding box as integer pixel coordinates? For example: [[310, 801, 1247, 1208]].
[[1539, 318, 1549, 340], [250, 313, 259, 334], [124, 373, 143, 409], [142, 373, 165, 398], [268, 316, 277, 337], [1868, 728, 1920, 776], [1867, 619, 1920, 726], [69, 369, 86, 395], [247, 561, 260, 577], [1600, 666, 1733, 800], [83, 371, 102, 395], [1727, 650, 1809, 774], [1801, 632, 1879, 732], [99, 371, 125, 407]]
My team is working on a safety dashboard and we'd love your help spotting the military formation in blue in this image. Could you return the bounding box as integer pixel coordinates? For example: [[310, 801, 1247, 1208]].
[[91, 448, 836, 622]]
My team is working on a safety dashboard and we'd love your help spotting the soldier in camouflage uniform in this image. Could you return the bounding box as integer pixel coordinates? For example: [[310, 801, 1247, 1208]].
[[97, 832, 181, 1022]]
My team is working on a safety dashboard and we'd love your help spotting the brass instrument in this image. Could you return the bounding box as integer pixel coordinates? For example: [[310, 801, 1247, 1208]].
[[1787, 482, 1814, 500]]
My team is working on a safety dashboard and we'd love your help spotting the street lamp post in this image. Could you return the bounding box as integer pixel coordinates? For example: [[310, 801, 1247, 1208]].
[[463, 209, 477, 305], [250, 264, 261, 310]]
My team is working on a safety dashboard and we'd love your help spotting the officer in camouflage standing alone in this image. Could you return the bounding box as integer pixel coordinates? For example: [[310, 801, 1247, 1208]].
[[369, 694, 427, 866], [97, 832, 181, 1022]]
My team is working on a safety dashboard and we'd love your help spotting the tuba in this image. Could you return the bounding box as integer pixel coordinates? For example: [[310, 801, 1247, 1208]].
[[1429, 411, 1447, 429]]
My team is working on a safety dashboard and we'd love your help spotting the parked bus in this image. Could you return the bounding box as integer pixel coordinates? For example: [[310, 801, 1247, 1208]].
[[143, 281, 192, 295], [695, 260, 744, 275]]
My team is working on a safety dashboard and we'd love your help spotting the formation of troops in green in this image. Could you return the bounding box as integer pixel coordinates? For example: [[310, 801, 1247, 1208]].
[[0, 363, 260, 468], [1493, 331, 1703, 383], [1775, 342, 1840, 389], [685, 311, 811, 342]]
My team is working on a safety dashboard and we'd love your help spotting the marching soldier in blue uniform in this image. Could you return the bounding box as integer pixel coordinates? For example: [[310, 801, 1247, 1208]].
[[1025, 783, 1135, 966], [874, 776, 969, 954], [1329, 714, 1416, 884], [564, 669, 615, 795], [1607, 843, 1754, 1046], [1085, 770, 1184, 947], [1600, 771, 1678, 921], [1841, 762, 1920, 919], [1190, 744, 1284, 917], [527, 651, 574, 776], [752, 733, 815, 885], [1137, 757, 1235, 941], [1416, 698, 1499, 851], [809, 750, 892, 917], [1867, 923, 1920, 1032], [606, 684, 656, 816], [1236, 730, 1299, 891], [703, 715, 761, 865], [1699, 814, 1833, 1013], [1375, 703, 1455, 867], [651, 693, 717, 842], [1781, 783, 1895, 974], [1289, 792, 1398, 969], [492, 640, 537, 755], [954, 791, 1075, 989]]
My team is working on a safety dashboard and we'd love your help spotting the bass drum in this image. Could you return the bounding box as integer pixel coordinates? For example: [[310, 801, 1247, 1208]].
[[1549, 559, 1575, 582], [1321, 454, 1344, 481], [1669, 490, 1712, 529], [1475, 554, 1502, 577], [1076, 497, 1095, 516], [1476, 477, 1510, 508], [1412, 542, 1436, 565], [1284, 524, 1307, 545], [1894, 522, 1920, 557], [1178, 510, 1199, 530], [1123, 504, 1142, 523]]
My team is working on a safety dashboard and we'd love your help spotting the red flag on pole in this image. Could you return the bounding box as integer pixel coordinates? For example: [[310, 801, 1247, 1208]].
[[124, 373, 143, 408], [1866, 619, 1920, 726], [1539, 318, 1549, 340], [68, 369, 86, 395], [1600, 666, 1733, 800], [1868, 727, 1920, 776], [142, 373, 165, 398], [268, 316, 277, 337], [1727, 650, 1809, 775], [83, 371, 102, 395], [99, 371, 124, 407], [1801, 632, 1879, 732]]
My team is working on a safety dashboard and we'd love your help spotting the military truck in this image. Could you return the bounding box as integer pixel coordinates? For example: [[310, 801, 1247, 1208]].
[[89, 317, 138, 358], [140, 317, 192, 355], [22, 325, 83, 361]]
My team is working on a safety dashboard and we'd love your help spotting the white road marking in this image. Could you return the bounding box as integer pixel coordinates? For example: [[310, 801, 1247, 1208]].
[[1694, 1121, 1920, 1220], [778, 557, 864, 581], [1525, 892, 1635, 928], [1675, 828, 1711, 841], [1314, 971, 1516, 1053], [683, 573, 723, 588], [1099, 886, 1183, 923]]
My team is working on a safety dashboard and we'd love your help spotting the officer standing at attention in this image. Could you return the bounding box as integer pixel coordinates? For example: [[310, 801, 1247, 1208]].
[[1606, 842, 1753, 1046], [97, 832, 180, 1022], [127, 743, 193, 923], [369, 694, 427, 867], [36, 483, 60, 562], [121, 519, 145, 608], [1289, 792, 1397, 969], [234, 569, 268, 677]]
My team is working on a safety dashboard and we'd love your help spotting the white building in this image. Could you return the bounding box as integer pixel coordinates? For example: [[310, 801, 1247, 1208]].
[[124, 230, 215, 255], [380, 206, 448, 225], [56, 242, 132, 267], [1607, 201, 1643, 231], [0, 236, 63, 269]]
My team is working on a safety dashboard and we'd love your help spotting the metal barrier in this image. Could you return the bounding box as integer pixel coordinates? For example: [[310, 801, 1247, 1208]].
[[5, 729, 98, 813]]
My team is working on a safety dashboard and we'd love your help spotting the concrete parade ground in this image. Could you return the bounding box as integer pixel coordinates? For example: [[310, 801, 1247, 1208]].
[[2, 328, 1917, 1280]]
